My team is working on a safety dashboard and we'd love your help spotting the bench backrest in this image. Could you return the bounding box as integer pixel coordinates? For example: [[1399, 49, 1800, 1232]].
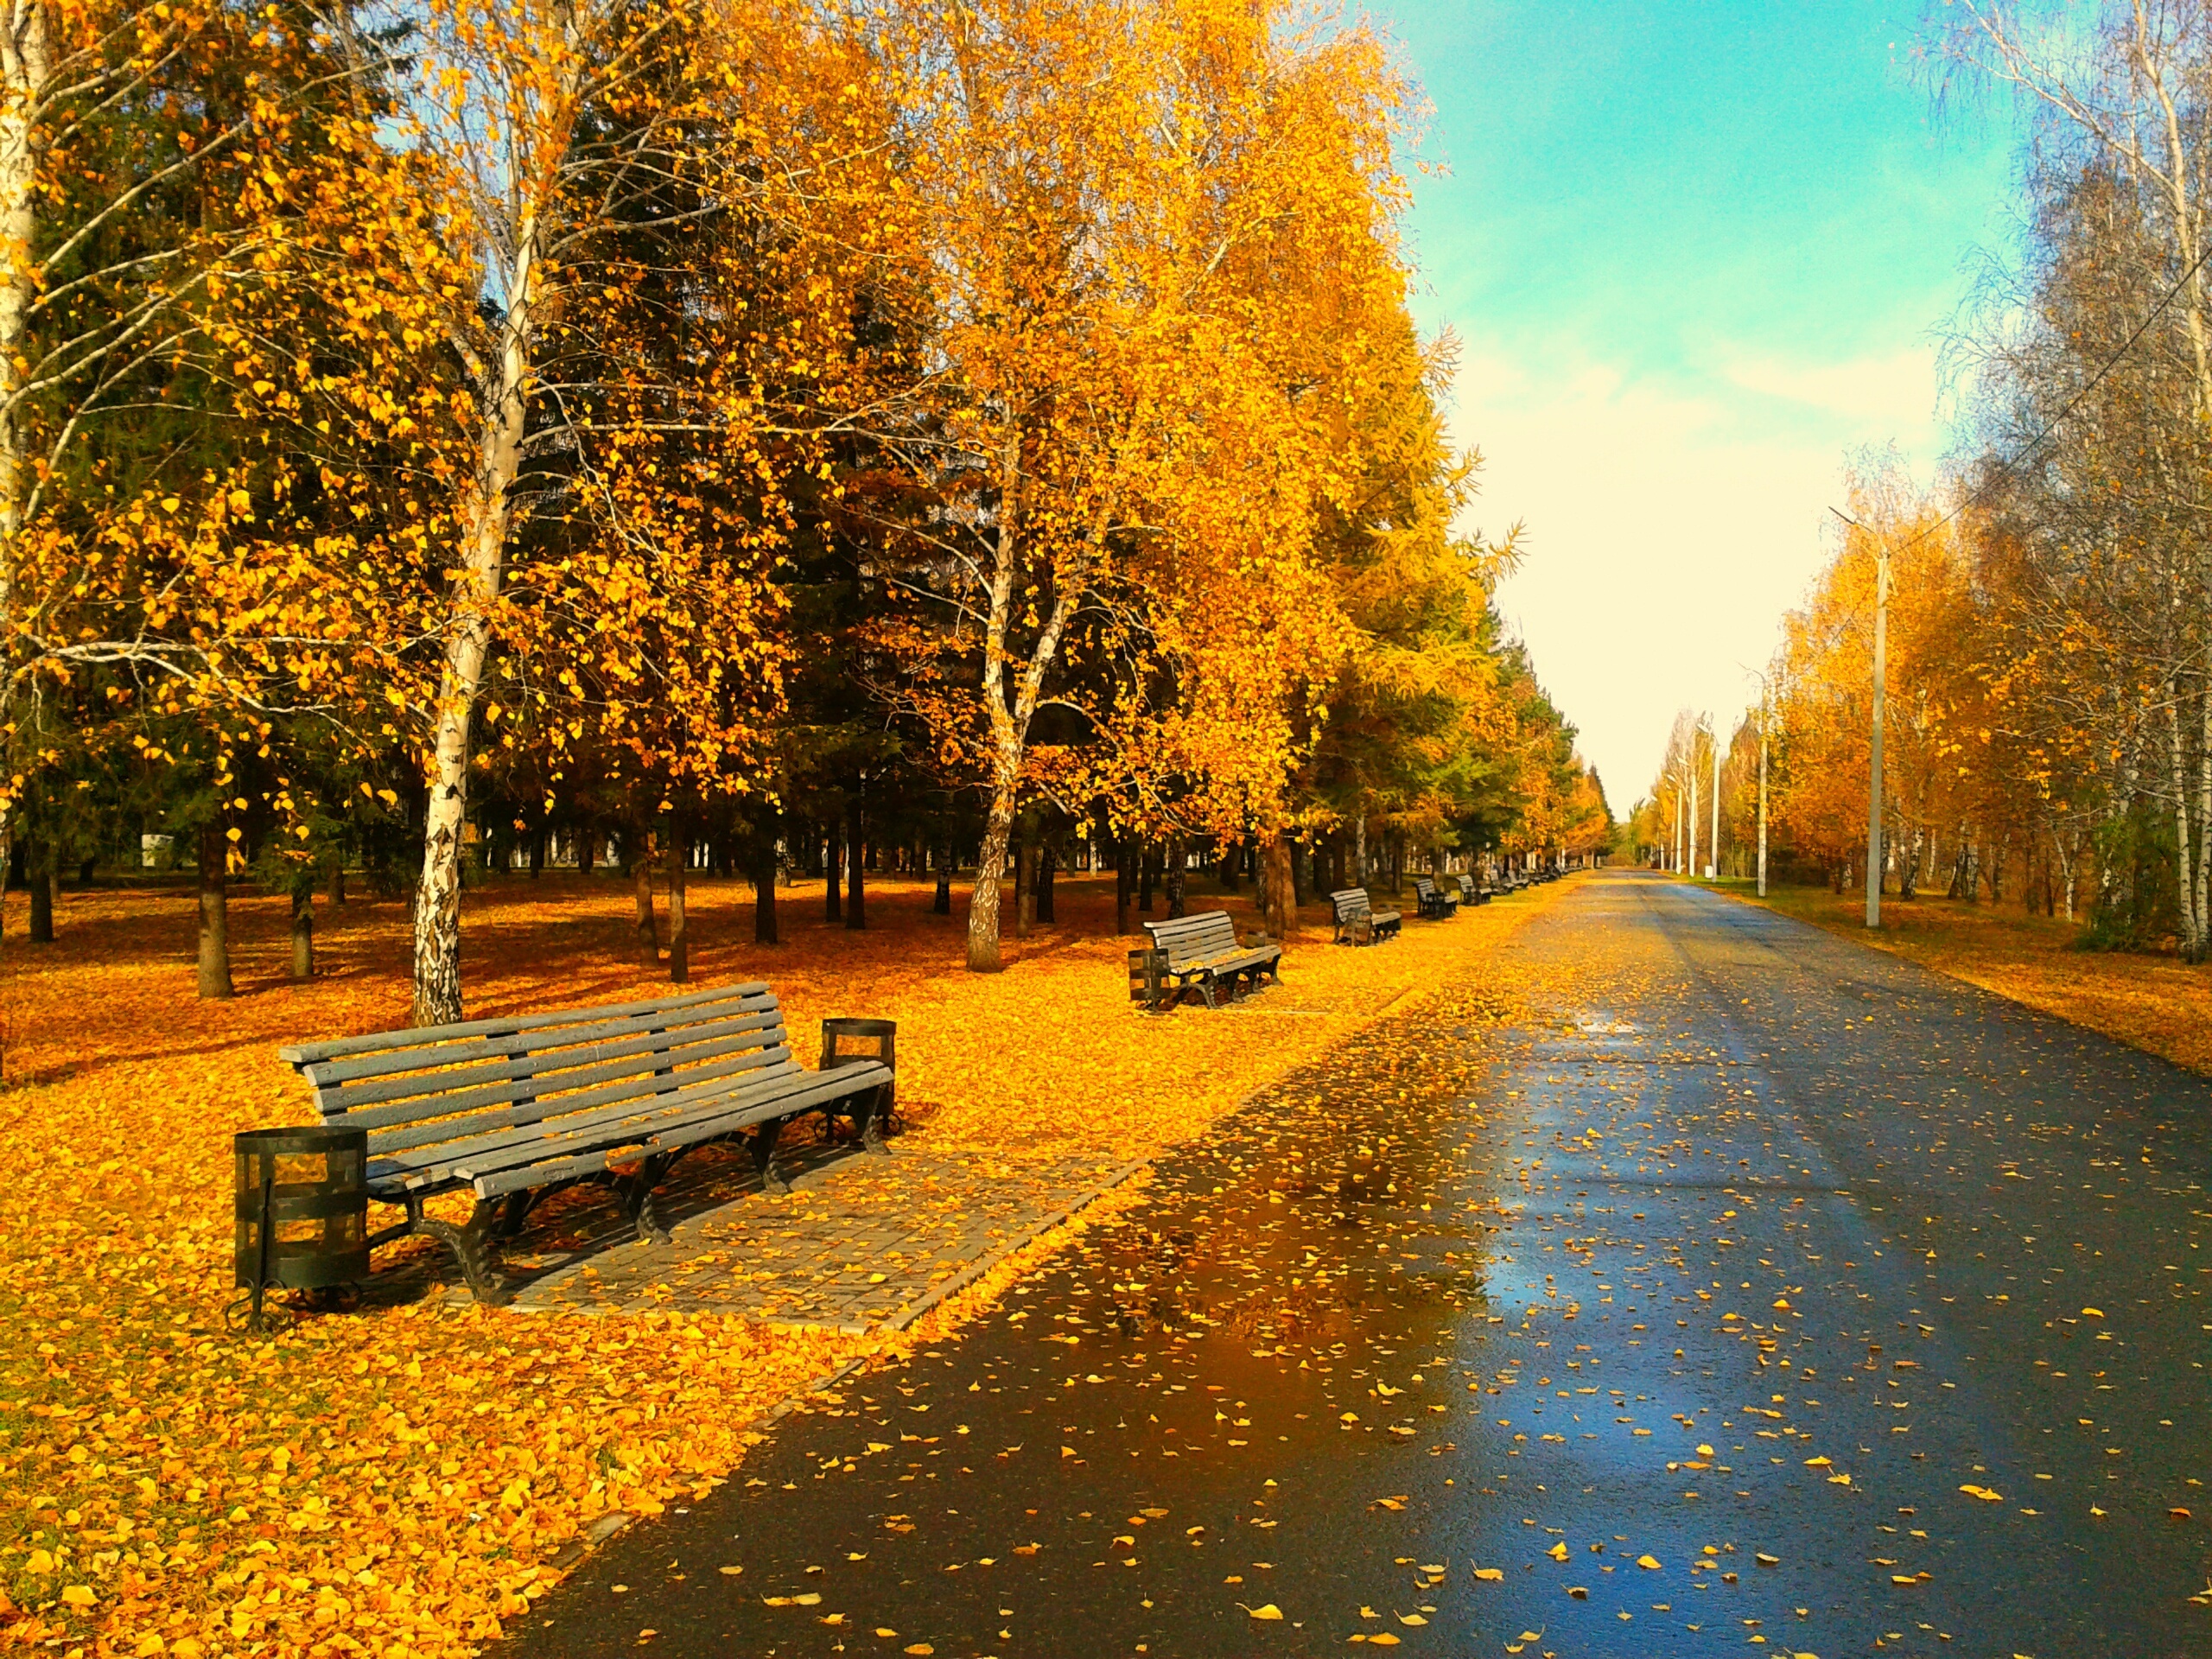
[[1331, 887, 1373, 923], [1413, 875, 1442, 898], [278, 982, 791, 1164], [1143, 910, 1242, 969], [1455, 874, 1477, 897]]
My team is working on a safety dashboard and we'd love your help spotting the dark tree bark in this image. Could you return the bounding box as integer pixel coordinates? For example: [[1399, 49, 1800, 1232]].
[[1219, 838, 1240, 891], [1138, 842, 1155, 912], [1261, 837, 1294, 939], [824, 824, 842, 922], [26, 836, 51, 944], [197, 823, 233, 1000], [577, 827, 595, 877], [753, 831, 780, 944], [529, 829, 545, 878], [1036, 837, 1056, 925], [1116, 836, 1133, 934], [76, 855, 94, 887], [327, 861, 346, 906], [933, 842, 953, 915], [1014, 834, 1034, 938], [845, 802, 866, 931], [632, 832, 660, 967], [667, 830, 689, 982], [290, 883, 315, 980], [1166, 836, 1185, 918]]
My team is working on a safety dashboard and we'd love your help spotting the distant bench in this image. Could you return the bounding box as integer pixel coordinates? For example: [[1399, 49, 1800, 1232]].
[[1412, 874, 1459, 919], [279, 982, 893, 1305], [1134, 911, 1281, 1011], [1330, 887, 1401, 945], [1454, 874, 1492, 906]]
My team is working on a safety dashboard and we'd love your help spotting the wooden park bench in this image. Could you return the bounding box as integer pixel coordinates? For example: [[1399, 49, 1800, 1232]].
[[1454, 874, 1491, 906], [278, 982, 893, 1306], [1330, 887, 1402, 944], [1412, 874, 1459, 920], [1135, 911, 1282, 1011]]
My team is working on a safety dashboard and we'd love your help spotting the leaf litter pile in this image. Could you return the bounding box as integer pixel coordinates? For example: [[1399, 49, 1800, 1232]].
[[0, 871, 1560, 1656]]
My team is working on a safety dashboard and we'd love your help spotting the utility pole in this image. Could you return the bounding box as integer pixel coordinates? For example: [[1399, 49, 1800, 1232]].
[[1866, 548, 1889, 928], [1757, 681, 1770, 898], [1709, 721, 1722, 880], [1687, 762, 1700, 881]]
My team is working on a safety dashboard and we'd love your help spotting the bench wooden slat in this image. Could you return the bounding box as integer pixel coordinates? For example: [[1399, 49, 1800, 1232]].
[[295, 988, 779, 1090], [463, 1062, 893, 1200], [364, 1041, 798, 1163], [314, 1010, 785, 1119], [431, 1058, 819, 1188], [279, 981, 771, 1068]]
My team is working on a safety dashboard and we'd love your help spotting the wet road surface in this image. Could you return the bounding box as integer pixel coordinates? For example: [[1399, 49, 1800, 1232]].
[[519, 871, 2212, 1658]]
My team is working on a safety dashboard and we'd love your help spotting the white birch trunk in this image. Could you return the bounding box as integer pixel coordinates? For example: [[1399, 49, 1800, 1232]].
[[410, 225, 540, 1025]]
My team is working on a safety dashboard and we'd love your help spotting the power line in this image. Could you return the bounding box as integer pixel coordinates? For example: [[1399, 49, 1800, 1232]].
[[1850, 235, 2212, 558]]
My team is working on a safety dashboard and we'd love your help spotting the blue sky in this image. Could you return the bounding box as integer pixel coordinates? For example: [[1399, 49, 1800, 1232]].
[[1365, 1, 2021, 813]]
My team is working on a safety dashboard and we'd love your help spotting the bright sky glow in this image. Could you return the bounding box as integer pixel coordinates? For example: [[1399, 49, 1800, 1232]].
[[1369, 2, 2020, 813]]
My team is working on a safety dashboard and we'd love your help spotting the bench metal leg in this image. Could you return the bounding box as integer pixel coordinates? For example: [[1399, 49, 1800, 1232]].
[[749, 1116, 790, 1194], [861, 1084, 893, 1155], [492, 1189, 536, 1240], [416, 1199, 511, 1306], [619, 1153, 674, 1246]]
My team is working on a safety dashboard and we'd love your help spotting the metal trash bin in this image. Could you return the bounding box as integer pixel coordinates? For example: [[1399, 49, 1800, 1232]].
[[822, 1017, 897, 1141], [1127, 948, 1166, 1012], [234, 1125, 368, 1330]]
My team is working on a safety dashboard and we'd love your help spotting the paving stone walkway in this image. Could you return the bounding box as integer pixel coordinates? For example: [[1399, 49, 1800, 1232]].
[[491, 1136, 1136, 1331]]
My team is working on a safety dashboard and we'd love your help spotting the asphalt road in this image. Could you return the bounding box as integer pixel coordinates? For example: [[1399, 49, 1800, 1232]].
[[518, 871, 2211, 1659]]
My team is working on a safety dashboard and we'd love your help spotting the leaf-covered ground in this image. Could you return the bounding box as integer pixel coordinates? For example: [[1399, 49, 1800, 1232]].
[[1721, 879, 2212, 1077], [0, 871, 1560, 1656]]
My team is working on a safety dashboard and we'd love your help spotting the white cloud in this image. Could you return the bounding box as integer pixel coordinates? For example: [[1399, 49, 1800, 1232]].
[[1444, 339, 1946, 817]]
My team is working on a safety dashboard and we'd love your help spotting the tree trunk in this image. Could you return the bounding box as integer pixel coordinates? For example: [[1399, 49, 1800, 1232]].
[[1166, 836, 1185, 918], [197, 822, 233, 1001], [667, 830, 688, 982], [25, 836, 50, 944], [753, 830, 779, 944], [408, 71, 560, 1027], [844, 801, 865, 931], [529, 829, 545, 879], [0, 3, 51, 640], [1138, 842, 1155, 912], [1014, 832, 1034, 939], [964, 765, 1016, 972], [1116, 836, 1132, 934], [327, 861, 346, 907], [1260, 837, 1294, 939], [824, 824, 842, 923], [290, 884, 314, 981], [633, 835, 659, 969], [1037, 836, 1056, 924], [933, 842, 952, 916]]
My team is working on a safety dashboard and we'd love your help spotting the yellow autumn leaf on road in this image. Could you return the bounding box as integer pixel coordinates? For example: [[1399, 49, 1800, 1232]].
[[1473, 1567, 1504, 1582], [1637, 1554, 1662, 1569], [1243, 1602, 1284, 1620]]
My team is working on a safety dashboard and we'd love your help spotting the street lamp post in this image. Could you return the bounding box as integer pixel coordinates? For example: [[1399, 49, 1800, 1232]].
[[1708, 721, 1722, 880], [1757, 679, 1770, 898], [1832, 507, 1890, 930]]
